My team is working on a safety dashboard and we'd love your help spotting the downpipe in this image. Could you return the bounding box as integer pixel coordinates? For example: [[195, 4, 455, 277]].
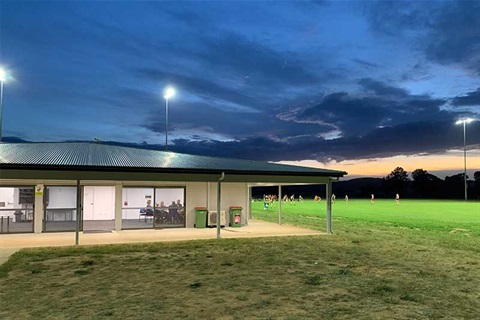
[[217, 172, 225, 239]]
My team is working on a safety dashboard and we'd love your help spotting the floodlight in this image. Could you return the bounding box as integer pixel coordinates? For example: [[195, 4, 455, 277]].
[[164, 87, 175, 99], [456, 118, 475, 125]]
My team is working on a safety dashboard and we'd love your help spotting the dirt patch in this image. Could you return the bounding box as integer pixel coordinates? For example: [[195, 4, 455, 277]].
[[449, 228, 470, 234]]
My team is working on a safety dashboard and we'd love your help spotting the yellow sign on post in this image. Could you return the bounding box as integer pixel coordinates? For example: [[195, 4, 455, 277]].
[[35, 185, 44, 196]]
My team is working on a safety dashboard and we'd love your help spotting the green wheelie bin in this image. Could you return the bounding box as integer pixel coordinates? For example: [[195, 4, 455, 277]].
[[229, 206, 242, 227], [195, 207, 208, 228]]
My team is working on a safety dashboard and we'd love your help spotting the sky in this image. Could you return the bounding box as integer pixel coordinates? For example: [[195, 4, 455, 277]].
[[0, 0, 479, 179]]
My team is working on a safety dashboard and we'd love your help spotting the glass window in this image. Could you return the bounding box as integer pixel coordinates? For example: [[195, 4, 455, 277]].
[[0, 187, 34, 233], [122, 188, 155, 229], [44, 186, 78, 232], [153, 188, 185, 228], [122, 187, 185, 229]]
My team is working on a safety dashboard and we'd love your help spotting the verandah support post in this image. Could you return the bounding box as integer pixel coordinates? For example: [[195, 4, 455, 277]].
[[217, 172, 225, 239], [114, 183, 123, 231], [326, 179, 333, 234], [75, 180, 81, 246], [278, 185, 282, 225], [246, 185, 253, 225]]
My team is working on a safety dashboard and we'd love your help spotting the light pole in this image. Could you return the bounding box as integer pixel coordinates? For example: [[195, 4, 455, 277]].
[[163, 86, 175, 151], [455, 118, 474, 201], [0, 68, 6, 143]]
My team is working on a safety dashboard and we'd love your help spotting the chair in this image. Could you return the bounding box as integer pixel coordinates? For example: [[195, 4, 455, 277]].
[[154, 208, 168, 225], [139, 208, 154, 222]]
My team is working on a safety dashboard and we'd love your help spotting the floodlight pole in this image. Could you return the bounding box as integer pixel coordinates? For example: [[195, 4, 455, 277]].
[[163, 86, 175, 151], [0, 78, 4, 143], [462, 121, 467, 201], [165, 97, 169, 151]]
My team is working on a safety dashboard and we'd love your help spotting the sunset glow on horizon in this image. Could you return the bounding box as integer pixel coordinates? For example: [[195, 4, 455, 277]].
[[279, 148, 480, 179]]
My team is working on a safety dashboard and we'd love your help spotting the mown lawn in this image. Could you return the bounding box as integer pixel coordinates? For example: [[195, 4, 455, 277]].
[[254, 199, 480, 235], [0, 200, 479, 319]]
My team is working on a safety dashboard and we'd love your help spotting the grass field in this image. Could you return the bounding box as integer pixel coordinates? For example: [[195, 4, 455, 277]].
[[254, 199, 480, 236], [0, 200, 479, 319]]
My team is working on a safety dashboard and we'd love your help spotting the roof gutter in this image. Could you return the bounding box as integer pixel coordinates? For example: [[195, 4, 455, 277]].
[[0, 164, 347, 177]]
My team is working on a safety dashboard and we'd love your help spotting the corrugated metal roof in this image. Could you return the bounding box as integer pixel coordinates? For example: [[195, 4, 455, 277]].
[[0, 142, 346, 177]]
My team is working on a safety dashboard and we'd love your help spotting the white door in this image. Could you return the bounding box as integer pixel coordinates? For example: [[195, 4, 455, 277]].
[[92, 187, 115, 220], [83, 186, 115, 231], [83, 187, 95, 220]]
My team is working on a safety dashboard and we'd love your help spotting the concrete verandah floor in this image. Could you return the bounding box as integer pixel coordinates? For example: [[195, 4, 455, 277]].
[[0, 220, 324, 265]]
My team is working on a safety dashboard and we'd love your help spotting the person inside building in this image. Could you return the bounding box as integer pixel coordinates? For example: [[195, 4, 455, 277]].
[[169, 201, 179, 223], [145, 199, 153, 212], [140, 199, 154, 222], [154, 201, 168, 224], [176, 199, 185, 223]]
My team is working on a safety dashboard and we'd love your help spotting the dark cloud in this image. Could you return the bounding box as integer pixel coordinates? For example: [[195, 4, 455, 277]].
[[358, 78, 409, 98], [352, 59, 380, 68], [198, 32, 319, 87], [278, 80, 447, 138], [165, 80, 464, 163], [171, 120, 480, 162], [291, 93, 390, 137], [363, 1, 436, 37], [147, 102, 334, 146], [425, 1, 480, 74], [364, 1, 480, 74], [451, 88, 480, 107]]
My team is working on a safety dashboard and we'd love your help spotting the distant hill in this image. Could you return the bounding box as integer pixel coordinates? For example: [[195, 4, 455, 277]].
[[2, 137, 28, 143]]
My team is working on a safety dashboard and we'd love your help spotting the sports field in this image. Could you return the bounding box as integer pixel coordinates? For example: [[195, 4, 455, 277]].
[[252, 199, 480, 236], [0, 200, 479, 319]]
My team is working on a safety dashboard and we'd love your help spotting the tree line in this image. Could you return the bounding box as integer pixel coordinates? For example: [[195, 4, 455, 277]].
[[252, 168, 480, 200], [383, 167, 480, 200]]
